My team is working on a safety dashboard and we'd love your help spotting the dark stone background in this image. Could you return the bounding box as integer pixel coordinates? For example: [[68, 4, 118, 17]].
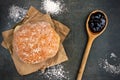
[[0, 0, 120, 80]]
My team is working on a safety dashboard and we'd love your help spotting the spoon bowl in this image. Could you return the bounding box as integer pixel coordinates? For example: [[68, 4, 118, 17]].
[[77, 10, 108, 80], [86, 10, 108, 39]]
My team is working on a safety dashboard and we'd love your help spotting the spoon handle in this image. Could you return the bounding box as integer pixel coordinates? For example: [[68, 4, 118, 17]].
[[77, 37, 94, 80]]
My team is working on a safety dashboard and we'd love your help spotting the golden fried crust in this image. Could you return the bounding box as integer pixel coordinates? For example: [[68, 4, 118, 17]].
[[13, 21, 60, 64]]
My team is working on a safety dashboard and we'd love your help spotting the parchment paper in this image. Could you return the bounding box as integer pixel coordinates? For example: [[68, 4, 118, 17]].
[[1, 6, 70, 75]]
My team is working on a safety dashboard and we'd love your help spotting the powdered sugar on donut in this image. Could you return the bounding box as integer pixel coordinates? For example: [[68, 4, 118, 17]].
[[13, 21, 60, 64]]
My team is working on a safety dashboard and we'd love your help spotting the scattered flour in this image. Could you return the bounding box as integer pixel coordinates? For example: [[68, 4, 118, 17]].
[[110, 52, 117, 58], [8, 5, 27, 22], [41, 0, 67, 15], [8, 1, 67, 22], [99, 52, 120, 75], [40, 64, 69, 80]]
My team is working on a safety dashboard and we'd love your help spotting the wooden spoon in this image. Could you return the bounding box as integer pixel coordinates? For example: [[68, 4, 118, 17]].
[[77, 10, 108, 80]]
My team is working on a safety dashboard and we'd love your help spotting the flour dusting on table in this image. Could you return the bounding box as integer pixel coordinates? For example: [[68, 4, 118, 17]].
[[41, 0, 67, 15], [40, 64, 69, 80], [8, 5, 27, 22], [98, 52, 120, 75]]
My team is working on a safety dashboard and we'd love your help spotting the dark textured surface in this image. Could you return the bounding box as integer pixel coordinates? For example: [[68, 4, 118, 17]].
[[0, 0, 120, 80]]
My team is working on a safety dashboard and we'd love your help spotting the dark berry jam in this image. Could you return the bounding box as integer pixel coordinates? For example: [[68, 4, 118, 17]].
[[88, 12, 106, 33]]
